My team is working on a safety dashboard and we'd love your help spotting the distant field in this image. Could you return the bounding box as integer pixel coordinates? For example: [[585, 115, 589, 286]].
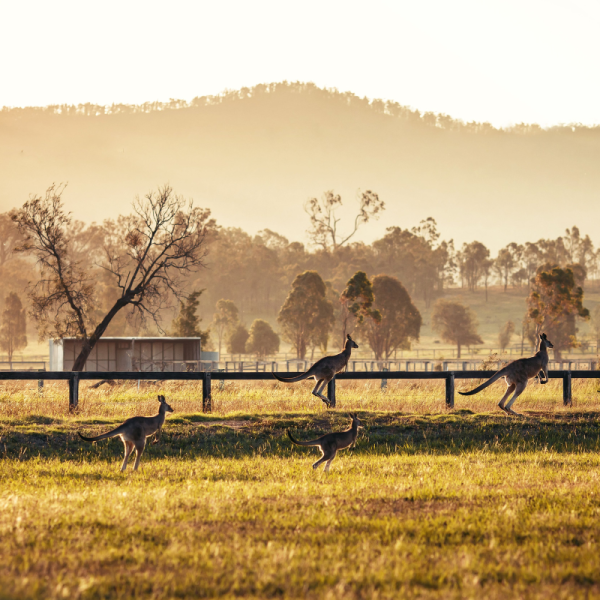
[[2, 406, 600, 599], [8, 286, 600, 365], [415, 286, 600, 348]]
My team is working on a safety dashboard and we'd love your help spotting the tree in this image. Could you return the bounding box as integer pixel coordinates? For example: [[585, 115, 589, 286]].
[[498, 320, 515, 352], [564, 226, 595, 267], [363, 275, 421, 360], [304, 190, 384, 251], [591, 305, 600, 352], [520, 316, 538, 355], [522, 242, 542, 290], [372, 220, 453, 307], [339, 271, 377, 343], [431, 299, 483, 358], [212, 299, 239, 356], [0, 212, 22, 269], [13, 184, 214, 371], [0, 292, 27, 361], [277, 271, 334, 359], [481, 258, 494, 302], [227, 323, 249, 355], [527, 265, 589, 360], [495, 243, 522, 292], [245, 319, 280, 359], [457, 241, 490, 292], [171, 290, 211, 347]]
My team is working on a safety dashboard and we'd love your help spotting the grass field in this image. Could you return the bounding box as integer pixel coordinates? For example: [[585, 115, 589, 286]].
[[2, 381, 600, 599]]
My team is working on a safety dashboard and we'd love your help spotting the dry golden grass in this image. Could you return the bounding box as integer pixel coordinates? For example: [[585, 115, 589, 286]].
[[1, 377, 600, 419], [3, 377, 600, 598]]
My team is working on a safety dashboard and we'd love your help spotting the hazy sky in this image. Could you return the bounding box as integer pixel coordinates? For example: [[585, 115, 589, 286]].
[[2, 0, 599, 127]]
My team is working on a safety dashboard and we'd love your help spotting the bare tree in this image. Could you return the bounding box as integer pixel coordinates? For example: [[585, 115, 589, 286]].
[[304, 190, 384, 251], [13, 184, 214, 371]]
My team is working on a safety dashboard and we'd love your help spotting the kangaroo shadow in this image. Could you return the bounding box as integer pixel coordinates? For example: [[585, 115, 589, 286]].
[[4, 411, 600, 462]]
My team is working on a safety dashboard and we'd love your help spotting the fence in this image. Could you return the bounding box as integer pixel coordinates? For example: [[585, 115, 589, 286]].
[[0, 362, 46, 371], [217, 359, 600, 373], [1, 369, 595, 412]]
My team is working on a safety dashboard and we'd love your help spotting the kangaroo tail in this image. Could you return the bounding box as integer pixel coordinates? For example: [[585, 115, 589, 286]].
[[287, 429, 320, 446], [273, 368, 315, 383], [78, 424, 126, 443], [458, 367, 508, 396]]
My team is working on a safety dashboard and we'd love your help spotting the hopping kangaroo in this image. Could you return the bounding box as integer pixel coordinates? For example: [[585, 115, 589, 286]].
[[459, 333, 554, 416], [273, 334, 359, 406], [287, 413, 362, 472], [79, 395, 174, 471]]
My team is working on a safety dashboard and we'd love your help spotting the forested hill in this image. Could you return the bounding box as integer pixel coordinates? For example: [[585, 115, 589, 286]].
[[1, 82, 599, 251]]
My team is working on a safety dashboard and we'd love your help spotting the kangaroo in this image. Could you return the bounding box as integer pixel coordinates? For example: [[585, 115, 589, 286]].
[[78, 395, 174, 471], [287, 413, 362, 472], [458, 333, 554, 416], [273, 334, 359, 406]]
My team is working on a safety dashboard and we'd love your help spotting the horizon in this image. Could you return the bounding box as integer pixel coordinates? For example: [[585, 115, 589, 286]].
[[2, 0, 600, 127], [4, 80, 599, 132], [2, 80, 599, 255]]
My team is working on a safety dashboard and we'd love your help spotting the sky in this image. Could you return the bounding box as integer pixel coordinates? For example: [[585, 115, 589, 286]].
[[1, 0, 600, 127]]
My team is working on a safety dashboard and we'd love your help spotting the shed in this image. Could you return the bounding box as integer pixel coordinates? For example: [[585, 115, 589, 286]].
[[49, 337, 212, 372]]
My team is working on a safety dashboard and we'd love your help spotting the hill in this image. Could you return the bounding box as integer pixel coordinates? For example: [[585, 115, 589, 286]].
[[1, 82, 600, 252]]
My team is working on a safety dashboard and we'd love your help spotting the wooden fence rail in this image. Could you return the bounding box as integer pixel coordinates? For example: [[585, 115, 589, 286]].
[[0, 370, 596, 412]]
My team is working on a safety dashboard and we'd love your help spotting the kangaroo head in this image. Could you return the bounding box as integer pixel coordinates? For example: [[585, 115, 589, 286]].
[[346, 334, 359, 349], [158, 395, 175, 413], [349, 412, 362, 428], [540, 333, 554, 349]]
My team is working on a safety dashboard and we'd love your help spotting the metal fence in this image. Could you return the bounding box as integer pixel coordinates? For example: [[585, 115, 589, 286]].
[[0, 362, 46, 371], [0, 369, 595, 412], [217, 358, 600, 373]]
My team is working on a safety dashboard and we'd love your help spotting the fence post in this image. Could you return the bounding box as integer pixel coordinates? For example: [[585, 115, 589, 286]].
[[69, 372, 79, 411], [445, 373, 454, 408], [327, 378, 336, 408], [203, 372, 212, 413], [381, 367, 388, 390], [563, 372, 572, 406]]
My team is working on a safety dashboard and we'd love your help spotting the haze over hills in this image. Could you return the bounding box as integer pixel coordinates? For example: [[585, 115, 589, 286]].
[[1, 82, 599, 252]]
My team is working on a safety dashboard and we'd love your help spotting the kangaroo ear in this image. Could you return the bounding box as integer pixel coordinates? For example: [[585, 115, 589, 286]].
[[541, 333, 547, 339], [347, 334, 351, 340]]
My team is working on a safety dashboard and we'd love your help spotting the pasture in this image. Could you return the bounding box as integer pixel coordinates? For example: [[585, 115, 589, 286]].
[[2, 380, 600, 599]]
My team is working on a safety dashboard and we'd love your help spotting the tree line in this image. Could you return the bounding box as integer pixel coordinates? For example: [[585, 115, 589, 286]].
[[0, 184, 596, 367], [4, 81, 600, 138]]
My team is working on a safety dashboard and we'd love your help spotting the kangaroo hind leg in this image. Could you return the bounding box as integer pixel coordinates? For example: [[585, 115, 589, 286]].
[[323, 449, 338, 473], [132, 439, 147, 471], [505, 381, 527, 416], [498, 383, 515, 412], [312, 448, 328, 470], [312, 442, 334, 470], [312, 378, 330, 407], [121, 440, 135, 472], [313, 450, 336, 471]]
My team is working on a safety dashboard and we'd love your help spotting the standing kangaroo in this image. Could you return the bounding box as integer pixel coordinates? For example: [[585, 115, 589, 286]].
[[459, 333, 554, 416], [273, 334, 359, 406], [78, 395, 174, 471], [287, 413, 362, 472]]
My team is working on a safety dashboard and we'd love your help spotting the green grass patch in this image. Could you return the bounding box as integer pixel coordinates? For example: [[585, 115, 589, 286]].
[[2, 411, 600, 598]]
